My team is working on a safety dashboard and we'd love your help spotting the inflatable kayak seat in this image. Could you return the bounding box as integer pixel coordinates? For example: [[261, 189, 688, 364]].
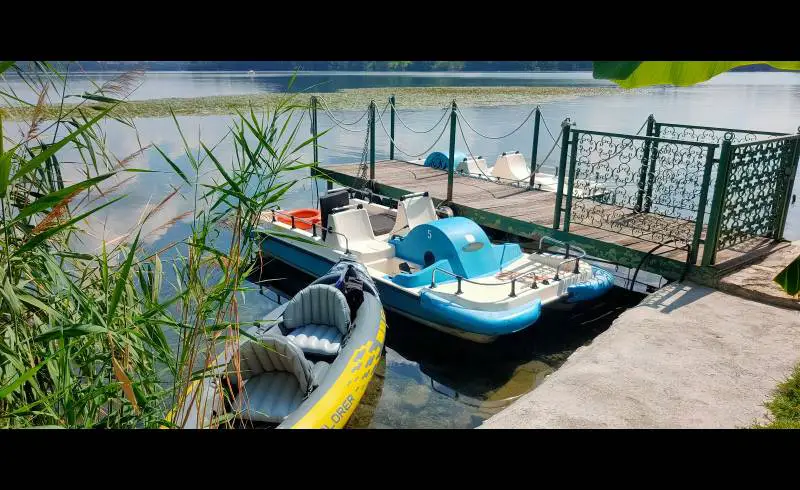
[[286, 324, 343, 357], [232, 335, 314, 424], [283, 284, 351, 357]]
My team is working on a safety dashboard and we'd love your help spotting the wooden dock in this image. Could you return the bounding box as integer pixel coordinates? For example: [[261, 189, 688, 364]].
[[313, 160, 781, 283]]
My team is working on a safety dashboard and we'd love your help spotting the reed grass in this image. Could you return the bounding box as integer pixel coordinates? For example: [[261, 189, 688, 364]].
[[0, 61, 312, 428]]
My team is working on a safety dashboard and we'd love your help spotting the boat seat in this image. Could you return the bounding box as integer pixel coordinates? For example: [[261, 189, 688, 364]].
[[231, 335, 314, 424], [286, 324, 343, 357], [349, 239, 393, 257], [328, 208, 395, 261], [389, 195, 438, 235], [282, 284, 351, 357]]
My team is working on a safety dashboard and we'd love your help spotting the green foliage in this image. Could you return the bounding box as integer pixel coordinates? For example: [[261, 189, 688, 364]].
[[593, 61, 800, 88], [760, 365, 800, 428], [0, 61, 312, 428], [774, 254, 800, 297]]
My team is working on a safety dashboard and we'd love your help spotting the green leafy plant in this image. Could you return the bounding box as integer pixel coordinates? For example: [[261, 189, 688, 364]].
[[774, 255, 800, 297], [593, 61, 800, 88]]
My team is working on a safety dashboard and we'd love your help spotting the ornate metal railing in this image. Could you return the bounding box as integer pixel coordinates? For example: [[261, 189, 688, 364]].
[[702, 133, 800, 265], [556, 127, 717, 263], [653, 121, 788, 147]]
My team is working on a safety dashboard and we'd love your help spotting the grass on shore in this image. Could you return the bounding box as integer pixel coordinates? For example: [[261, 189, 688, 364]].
[[0, 86, 622, 121], [760, 365, 800, 428]]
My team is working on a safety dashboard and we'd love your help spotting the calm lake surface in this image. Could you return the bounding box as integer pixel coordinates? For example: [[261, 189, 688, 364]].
[[5, 71, 799, 427]]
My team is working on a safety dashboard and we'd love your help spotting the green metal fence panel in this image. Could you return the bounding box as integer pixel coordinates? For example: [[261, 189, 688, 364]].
[[713, 133, 800, 255], [775, 134, 800, 239], [654, 122, 788, 147], [566, 129, 717, 250]]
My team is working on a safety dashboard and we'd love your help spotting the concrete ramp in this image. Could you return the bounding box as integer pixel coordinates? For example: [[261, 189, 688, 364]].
[[479, 282, 800, 428]]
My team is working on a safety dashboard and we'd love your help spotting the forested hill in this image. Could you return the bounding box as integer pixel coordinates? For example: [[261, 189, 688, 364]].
[[74, 61, 785, 72]]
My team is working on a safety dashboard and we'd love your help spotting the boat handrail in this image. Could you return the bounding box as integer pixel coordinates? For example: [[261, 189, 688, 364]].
[[539, 235, 587, 278], [330, 203, 363, 214], [270, 208, 351, 255], [430, 265, 549, 299], [398, 191, 429, 201], [331, 186, 398, 207]]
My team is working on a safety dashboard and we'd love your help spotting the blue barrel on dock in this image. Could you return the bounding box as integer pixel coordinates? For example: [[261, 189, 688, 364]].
[[424, 151, 466, 170]]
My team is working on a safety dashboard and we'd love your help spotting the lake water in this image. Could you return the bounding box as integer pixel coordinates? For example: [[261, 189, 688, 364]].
[[4, 70, 799, 428]]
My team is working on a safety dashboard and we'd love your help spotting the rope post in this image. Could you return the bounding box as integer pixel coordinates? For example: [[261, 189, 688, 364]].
[[447, 101, 457, 202], [553, 118, 572, 229], [389, 95, 396, 160], [311, 96, 319, 165], [369, 101, 376, 181], [529, 107, 541, 190], [635, 114, 655, 212]]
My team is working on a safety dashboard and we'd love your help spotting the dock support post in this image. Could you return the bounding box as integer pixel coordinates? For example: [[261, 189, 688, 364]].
[[389, 95, 396, 161], [701, 139, 733, 266], [635, 114, 655, 212], [690, 146, 717, 265], [553, 118, 572, 229], [447, 100, 457, 202], [369, 101, 376, 181], [528, 107, 541, 190]]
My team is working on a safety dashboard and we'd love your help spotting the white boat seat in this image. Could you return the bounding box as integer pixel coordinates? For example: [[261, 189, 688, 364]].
[[231, 335, 314, 424], [286, 324, 343, 357], [349, 239, 394, 257], [456, 156, 490, 178], [390, 195, 438, 235], [492, 152, 530, 182]]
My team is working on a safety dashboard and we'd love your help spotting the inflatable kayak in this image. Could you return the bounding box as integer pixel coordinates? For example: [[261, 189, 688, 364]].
[[168, 259, 386, 428]]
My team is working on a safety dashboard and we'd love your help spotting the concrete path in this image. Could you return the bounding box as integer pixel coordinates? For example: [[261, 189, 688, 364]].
[[479, 283, 800, 429]]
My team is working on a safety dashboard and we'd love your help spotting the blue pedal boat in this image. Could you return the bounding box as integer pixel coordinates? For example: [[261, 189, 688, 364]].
[[258, 188, 614, 343]]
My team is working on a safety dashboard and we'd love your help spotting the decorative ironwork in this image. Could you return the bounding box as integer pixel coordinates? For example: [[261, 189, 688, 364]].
[[655, 122, 787, 147], [567, 130, 716, 247], [715, 135, 799, 251]]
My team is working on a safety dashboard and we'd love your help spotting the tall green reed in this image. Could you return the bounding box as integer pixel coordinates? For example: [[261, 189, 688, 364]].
[[0, 61, 314, 428]]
